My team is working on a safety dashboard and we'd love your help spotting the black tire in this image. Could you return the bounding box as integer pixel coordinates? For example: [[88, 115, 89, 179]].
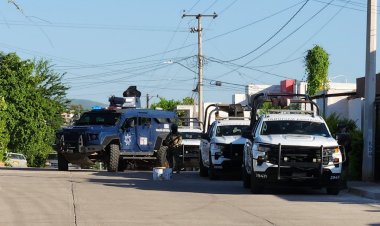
[[199, 153, 208, 177], [58, 152, 68, 171], [326, 185, 340, 195], [242, 164, 251, 189], [208, 154, 218, 180], [156, 146, 168, 167], [250, 170, 264, 194], [108, 144, 120, 172]]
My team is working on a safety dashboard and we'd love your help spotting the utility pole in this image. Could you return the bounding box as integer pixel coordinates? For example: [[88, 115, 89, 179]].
[[363, 0, 377, 181], [182, 12, 217, 124], [146, 94, 158, 109], [146, 94, 150, 109]]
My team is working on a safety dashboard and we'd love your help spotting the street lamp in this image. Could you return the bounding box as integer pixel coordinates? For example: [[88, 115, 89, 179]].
[[164, 60, 202, 122]]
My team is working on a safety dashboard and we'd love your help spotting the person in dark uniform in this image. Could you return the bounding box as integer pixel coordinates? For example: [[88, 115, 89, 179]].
[[164, 124, 183, 173]]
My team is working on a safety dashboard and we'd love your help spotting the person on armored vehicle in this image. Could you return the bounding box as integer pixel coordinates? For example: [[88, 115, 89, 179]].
[[164, 123, 183, 173]]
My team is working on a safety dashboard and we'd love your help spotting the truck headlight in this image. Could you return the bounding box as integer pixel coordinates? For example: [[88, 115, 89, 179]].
[[323, 147, 341, 166], [256, 144, 270, 165], [258, 145, 271, 152], [211, 143, 223, 160], [88, 133, 99, 141]]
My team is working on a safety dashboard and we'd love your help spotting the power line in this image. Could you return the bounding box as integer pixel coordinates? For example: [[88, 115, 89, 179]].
[[224, 0, 310, 62], [214, 0, 335, 79], [53, 1, 307, 70]]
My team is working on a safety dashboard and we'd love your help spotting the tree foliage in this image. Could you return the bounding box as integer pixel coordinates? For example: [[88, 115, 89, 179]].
[[150, 97, 196, 125], [305, 45, 330, 96], [0, 52, 68, 166], [0, 97, 9, 161], [150, 97, 194, 111]]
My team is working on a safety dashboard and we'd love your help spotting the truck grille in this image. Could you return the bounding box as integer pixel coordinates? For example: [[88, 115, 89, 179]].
[[62, 131, 87, 151], [222, 144, 244, 159], [182, 145, 199, 158], [266, 145, 322, 168]]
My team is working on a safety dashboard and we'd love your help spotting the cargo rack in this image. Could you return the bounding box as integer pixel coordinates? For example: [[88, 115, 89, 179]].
[[203, 103, 247, 132], [250, 93, 320, 128]]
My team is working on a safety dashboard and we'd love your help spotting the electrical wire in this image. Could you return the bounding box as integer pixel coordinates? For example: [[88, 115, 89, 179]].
[[214, 0, 336, 79], [224, 0, 310, 62]]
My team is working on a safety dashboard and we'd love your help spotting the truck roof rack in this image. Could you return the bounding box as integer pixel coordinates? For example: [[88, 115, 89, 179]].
[[266, 109, 315, 116], [217, 116, 250, 121], [203, 103, 246, 132], [250, 92, 320, 128]]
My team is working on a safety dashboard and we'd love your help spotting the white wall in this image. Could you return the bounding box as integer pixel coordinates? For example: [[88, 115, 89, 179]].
[[246, 84, 281, 96], [233, 93, 248, 105], [348, 98, 364, 130], [316, 82, 356, 118]]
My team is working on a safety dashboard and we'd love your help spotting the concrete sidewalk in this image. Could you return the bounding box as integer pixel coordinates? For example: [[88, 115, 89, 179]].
[[347, 181, 380, 200]]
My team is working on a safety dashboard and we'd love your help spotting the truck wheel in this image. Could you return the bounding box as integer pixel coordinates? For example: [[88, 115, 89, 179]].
[[58, 152, 68, 171], [250, 170, 264, 194], [108, 144, 120, 172], [326, 185, 340, 195], [242, 164, 251, 189], [199, 153, 208, 177], [156, 146, 168, 167]]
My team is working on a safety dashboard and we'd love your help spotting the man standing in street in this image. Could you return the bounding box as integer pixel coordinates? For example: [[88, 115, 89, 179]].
[[164, 124, 182, 173]]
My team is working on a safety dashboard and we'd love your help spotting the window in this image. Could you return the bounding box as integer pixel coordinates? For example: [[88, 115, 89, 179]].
[[260, 120, 330, 137], [75, 112, 121, 126], [123, 117, 137, 129], [181, 132, 202, 139], [215, 125, 249, 137], [154, 118, 170, 124], [139, 117, 151, 125]]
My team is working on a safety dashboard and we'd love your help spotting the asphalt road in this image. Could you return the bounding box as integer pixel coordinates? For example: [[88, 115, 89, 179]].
[[0, 168, 379, 226]]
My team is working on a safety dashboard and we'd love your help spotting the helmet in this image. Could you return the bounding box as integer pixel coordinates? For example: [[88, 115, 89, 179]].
[[170, 124, 178, 133]]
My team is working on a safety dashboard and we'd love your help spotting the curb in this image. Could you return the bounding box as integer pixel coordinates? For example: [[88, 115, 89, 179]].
[[347, 186, 380, 201]]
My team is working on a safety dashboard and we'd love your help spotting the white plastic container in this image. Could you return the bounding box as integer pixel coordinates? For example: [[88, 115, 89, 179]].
[[152, 167, 172, 180]]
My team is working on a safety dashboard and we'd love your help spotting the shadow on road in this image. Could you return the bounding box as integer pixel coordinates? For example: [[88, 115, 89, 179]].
[[88, 170, 249, 195], [85, 170, 378, 205]]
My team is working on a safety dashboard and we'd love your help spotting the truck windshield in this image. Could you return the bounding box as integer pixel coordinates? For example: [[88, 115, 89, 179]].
[[261, 120, 330, 137], [216, 125, 249, 137], [75, 112, 121, 126], [181, 132, 202, 139]]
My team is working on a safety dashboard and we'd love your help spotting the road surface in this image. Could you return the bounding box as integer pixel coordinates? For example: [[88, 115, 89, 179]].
[[0, 168, 379, 226]]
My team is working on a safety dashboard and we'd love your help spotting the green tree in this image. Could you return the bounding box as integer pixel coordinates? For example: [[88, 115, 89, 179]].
[[181, 97, 195, 105], [150, 97, 181, 111], [305, 45, 330, 96], [0, 52, 68, 166], [0, 96, 9, 161]]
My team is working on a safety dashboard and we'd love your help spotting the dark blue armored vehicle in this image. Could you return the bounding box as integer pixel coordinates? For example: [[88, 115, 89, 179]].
[[55, 87, 176, 172]]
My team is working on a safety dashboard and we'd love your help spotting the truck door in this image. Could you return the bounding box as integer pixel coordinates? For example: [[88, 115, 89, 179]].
[[200, 123, 215, 167], [120, 117, 137, 152], [136, 115, 153, 152]]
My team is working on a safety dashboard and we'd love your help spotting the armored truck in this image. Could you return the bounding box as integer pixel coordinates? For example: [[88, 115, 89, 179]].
[[55, 86, 176, 172]]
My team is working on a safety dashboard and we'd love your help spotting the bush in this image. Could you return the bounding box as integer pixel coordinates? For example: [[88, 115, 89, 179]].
[[325, 113, 363, 180], [348, 129, 363, 180]]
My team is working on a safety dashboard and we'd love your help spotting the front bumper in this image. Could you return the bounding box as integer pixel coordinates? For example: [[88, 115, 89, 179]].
[[254, 167, 341, 186]]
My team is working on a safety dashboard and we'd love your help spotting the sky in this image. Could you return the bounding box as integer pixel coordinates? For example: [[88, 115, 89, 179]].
[[0, 0, 374, 106]]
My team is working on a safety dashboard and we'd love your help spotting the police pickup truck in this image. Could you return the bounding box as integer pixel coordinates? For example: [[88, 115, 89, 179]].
[[199, 104, 250, 179], [242, 93, 344, 195]]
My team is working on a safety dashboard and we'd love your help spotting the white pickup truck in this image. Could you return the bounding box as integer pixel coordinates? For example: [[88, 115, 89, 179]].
[[242, 93, 344, 195], [199, 119, 250, 179]]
